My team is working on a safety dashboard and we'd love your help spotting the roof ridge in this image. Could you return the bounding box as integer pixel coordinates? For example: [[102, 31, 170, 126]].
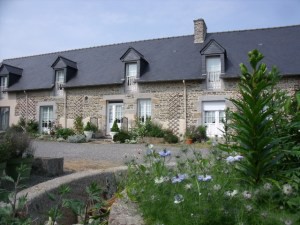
[[210, 24, 300, 35], [3, 34, 193, 62]]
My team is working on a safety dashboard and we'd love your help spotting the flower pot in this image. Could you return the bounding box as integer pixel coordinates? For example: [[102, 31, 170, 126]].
[[5, 157, 34, 180], [110, 132, 118, 141], [185, 138, 193, 145], [0, 162, 7, 177], [84, 131, 93, 142]]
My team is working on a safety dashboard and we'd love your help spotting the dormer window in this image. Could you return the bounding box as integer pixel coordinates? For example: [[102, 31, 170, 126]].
[[206, 57, 221, 90], [55, 70, 65, 96], [126, 63, 137, 90], [0, 76, 8, 99], [200, 39, 226, 90]]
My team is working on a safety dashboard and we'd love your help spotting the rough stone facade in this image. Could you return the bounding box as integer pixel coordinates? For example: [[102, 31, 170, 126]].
[[13, 76, 299, 136]]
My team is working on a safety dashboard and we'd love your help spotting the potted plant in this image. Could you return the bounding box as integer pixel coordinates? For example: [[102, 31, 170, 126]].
[[84, 122, 97, 142], [184, 127, 195, 144], [110, 119, 120, 140], [0, 138, 11, 177], [4, 128, 35, 180]]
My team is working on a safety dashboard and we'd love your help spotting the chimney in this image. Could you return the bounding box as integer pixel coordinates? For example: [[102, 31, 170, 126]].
[[194, 18, 207, 43]]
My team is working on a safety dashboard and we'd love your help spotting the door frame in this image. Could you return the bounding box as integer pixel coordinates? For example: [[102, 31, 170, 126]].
[[106, 101, 124, 134]]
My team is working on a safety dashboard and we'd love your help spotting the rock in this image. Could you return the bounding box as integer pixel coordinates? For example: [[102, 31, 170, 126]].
[[32, 157, 64, 177]]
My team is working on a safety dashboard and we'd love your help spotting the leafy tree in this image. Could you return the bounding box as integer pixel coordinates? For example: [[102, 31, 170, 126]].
[[228, 49, 283, 185]]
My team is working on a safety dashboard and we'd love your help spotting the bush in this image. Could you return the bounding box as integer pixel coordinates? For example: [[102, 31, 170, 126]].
[[0, 139, 12, 162], [164, 130, 179, 143], [194, 125, 208, 142], [111, 119, 120, 132], [73, 116, 84, 134], [67, 134, 86, 143], [56, 128, 75, 140], [84, 122, 97, 133], [113, 131, 130, 143], [25, 119, 39, 134]]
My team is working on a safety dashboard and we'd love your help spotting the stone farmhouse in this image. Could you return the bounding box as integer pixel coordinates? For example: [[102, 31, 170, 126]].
[[0, 19, 299, 137]]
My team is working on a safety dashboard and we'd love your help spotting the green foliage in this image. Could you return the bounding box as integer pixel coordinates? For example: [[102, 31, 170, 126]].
[[25, 119, 39, 134], [125, 144, 300, 225], [67, 134, 86, 143], [226, 49, 283, 185], [0, 138, 12, 162], [184, 126, 196, 139], [0, 164, 32, 224], [163, 130, 179, 143], [56, 128, 75, 140], [193, 125, 208, 143], [73, 116, 84, 134], [113, 130, 130, 143], [84, 121, 97, 132], [4, 128, 34, 158], [110, 119, 120, 132]]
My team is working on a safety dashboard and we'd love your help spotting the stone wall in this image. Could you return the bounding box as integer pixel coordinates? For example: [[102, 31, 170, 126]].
[[13, 76, 299, 135]]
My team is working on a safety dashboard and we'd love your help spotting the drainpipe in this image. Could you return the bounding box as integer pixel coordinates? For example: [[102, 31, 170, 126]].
[[64, 89, 67, 128], [24, 90, 28, 125], [183, 80, 187, 133]]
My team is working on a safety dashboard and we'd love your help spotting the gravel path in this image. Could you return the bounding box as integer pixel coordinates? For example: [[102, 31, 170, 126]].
[[33, 140, 209, 169]]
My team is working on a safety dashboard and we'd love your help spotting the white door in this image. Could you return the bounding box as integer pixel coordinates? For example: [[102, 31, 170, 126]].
[[107, 103, 123, 134], [203, 101, 225, 137], [40, 106, 54, 134]]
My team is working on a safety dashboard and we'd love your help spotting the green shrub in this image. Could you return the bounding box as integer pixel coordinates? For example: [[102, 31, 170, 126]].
[[25, 119, 39, 134], [194, 125, 207, 142], [164, 130, 179, 143], [84, 122, 97, 132], [56, 128, 75, 140], [73, 116, 84, 134], [110, 119, 120, 132], [67, 134, 86, 143], [113, 131, 130, 143], [0, 139, 11, 162]]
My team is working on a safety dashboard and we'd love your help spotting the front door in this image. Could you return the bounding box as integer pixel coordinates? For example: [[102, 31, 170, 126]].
[[0, 107, 10, 131], [107, 102, 123, 134], [40, 106, 54, 134], [203, 101, 225, 137]]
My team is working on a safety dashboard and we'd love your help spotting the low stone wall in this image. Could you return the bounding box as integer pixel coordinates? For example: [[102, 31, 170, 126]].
[[17, 166, 127, 224]]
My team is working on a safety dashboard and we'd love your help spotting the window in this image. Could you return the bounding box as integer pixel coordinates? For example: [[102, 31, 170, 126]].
[[138, 99, 151, 123], [219, 110, 225, 123], [126, 63, 137, 92], [0, 107, 9, 131], [55, 70, 64, 96], [206, 57, 221, 90], [40, 106, 54, 134], [0, 76, 8, 99], [204, 111, 215, 123]]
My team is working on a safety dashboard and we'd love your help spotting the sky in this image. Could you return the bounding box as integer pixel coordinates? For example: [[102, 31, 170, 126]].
[[0, 0, 300, 62]]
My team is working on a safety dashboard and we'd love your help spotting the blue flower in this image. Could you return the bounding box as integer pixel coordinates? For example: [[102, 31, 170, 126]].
[[172, 174, 188, 183], [198, 175, 212, 181], [159, 149, 171, 157]]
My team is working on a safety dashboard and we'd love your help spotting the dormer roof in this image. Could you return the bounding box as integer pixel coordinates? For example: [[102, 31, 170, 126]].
[[200, 39, 226, 55], [120, 47, 145, 62], [51, 56, 77, 70], [0, 64, 23, 76]]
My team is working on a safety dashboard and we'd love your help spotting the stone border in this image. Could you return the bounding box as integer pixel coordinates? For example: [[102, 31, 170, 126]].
[[18, 166, 127, 224]]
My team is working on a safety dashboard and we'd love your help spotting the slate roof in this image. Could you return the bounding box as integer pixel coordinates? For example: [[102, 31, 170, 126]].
[[2, 24, 300, 91]]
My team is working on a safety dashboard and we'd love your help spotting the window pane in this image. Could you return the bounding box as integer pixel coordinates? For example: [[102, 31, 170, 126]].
[[56, 70, 64, 83], [204, 111, 215, 123], [206, 57, 221, 72], [126, 63, 137, 77], [138, 99, 151, 122], [219, 110, 225, 123]]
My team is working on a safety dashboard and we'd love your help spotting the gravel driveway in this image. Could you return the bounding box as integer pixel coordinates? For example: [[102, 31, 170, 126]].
[[33, 140, 209, 171]]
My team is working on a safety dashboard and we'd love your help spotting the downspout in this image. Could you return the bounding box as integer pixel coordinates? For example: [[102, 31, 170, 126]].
[[64, 89, 67, 128], [24, 90, 28, 125], [183, 80, 187, 133]]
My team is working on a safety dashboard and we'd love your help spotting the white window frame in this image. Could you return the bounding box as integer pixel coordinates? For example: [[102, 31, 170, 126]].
[[0, 76, 8, 99], [138, 99, 151, 123], [55, 70, 65, 96], [206, 57, 221, 90]]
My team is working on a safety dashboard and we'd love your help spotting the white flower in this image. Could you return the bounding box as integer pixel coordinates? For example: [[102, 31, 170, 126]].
[[154, 177, 164, 184], [163, 176, 170, 182], [226, 155, 243, 163], [242, 191, 252, 199], [148, 144, 154, 149], [198, 175, 212, 181], [283, 184, 293, 195], [174, 194, 184, 204], [184, 183, 192, 190], [284, 219, 293, 225], [225, 190, 238, 197], [245, 204, 252, 212], [263, 183, 272, 191], [213, 184, 221, 191]]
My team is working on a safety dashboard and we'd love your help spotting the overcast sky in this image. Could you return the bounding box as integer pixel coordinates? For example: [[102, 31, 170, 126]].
[[0, 0, 299, 62]]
